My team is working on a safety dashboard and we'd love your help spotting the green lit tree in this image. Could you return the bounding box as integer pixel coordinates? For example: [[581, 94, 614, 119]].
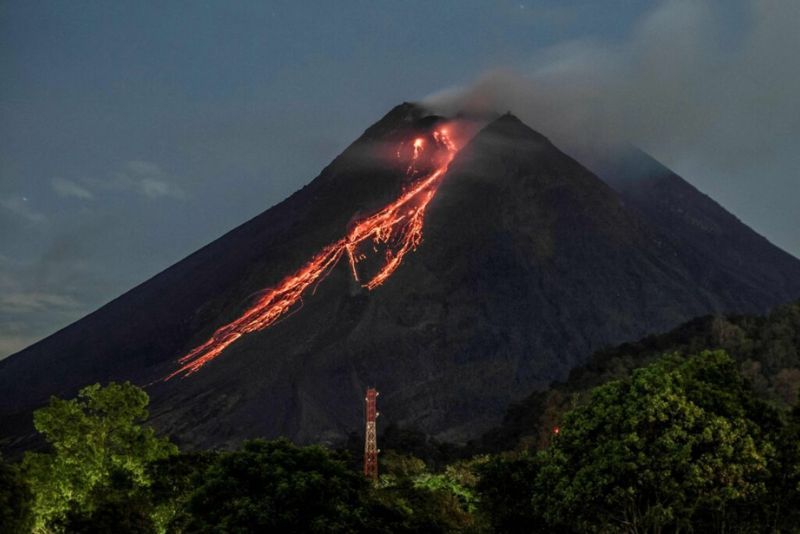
[[368, 450, 484, 533], [23, 382, 177, 532]]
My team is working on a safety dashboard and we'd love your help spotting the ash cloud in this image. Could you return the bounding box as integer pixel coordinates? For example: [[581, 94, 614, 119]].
[[425, 0, 800, 170]]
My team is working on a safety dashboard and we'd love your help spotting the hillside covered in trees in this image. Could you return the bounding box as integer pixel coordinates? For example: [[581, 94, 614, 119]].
[[477, 299, 800, 454]]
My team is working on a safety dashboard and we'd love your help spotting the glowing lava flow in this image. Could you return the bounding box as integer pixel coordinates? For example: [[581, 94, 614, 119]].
[[166, 127, 458, 379]]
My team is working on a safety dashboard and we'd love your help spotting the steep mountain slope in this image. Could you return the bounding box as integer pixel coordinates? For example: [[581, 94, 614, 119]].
[[593, 147, 800, 310], [2, 105, 799, 451], [0, 103, 440, 445]]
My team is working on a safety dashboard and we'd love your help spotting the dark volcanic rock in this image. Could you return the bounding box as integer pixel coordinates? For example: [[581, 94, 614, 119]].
[[2, 106, 799, 451], [593, 147, 800, 310]]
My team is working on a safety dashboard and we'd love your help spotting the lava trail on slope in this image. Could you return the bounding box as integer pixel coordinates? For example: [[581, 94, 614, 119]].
[[167, 124, 461, 379]]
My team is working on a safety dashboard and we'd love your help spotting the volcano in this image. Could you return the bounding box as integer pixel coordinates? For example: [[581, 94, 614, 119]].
[[2, 104, 800, 450]]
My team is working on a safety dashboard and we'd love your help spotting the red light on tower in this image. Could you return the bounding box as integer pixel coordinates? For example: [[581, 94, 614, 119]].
[[363, 388, 379, 480]]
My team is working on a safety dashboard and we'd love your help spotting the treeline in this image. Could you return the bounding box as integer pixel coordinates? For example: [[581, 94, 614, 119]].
[[478, 300, 800, 453], [2, 349, 799, 532]]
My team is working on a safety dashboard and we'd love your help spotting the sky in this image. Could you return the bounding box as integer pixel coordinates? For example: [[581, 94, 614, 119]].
[[1, 0, 798, 358]]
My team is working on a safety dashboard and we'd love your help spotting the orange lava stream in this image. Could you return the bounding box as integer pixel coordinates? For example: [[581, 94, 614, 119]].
[[166, 128, 457, 379]]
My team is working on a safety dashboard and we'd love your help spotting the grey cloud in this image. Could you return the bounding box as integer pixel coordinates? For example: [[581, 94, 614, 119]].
[[0, 291, 81, 314], [109, 160, 187, 200], [0, 334, 40, 358], [0, 255, 83, 309], [0, 254, 87, 358], [0, 196, 47, 224], [51, 177, 94, 200], [49, 160, 186, 202]]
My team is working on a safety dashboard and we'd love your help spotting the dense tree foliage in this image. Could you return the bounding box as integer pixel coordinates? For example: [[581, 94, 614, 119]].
[[771, 404, 800, 528], [21, 382, 177, 532], [179, 438, 369, 533], [535, 351, 776, 531], [367, 451, 484, 533], [58, 469, 157, 533], [146, 451, 216, 530], [481, 300, 800, 452], [0, 454, 33, 533], [477, 350, 798, 532], [175, 443, 483, 533], [474, 453, 543, 533]]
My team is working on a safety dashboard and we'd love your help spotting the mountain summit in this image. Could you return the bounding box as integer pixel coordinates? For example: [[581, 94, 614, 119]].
[[2, 104, 799, 449]]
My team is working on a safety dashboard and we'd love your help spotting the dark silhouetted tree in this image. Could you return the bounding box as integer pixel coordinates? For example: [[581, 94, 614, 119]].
[[182, 439, 368, 533], [0, 453, 34, 533]]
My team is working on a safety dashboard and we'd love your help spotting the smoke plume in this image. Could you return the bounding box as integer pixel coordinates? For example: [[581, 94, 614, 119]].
[[424, 0, 800, 168]]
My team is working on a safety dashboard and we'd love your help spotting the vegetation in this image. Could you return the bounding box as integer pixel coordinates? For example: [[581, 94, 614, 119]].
[[179, 439, 369, 532], [369, 451, 485, 533], [1, 302, 799, 532], [20, 382, 178, 532], [479, 300, 800, 452], [0, 454, 33, 533], [478, 351, 797, 532]]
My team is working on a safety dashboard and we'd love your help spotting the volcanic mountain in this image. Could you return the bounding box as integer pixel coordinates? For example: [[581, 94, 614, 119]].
[[2, 104, 800, 450]]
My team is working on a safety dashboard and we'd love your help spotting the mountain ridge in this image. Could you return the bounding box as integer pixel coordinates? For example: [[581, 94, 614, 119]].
[[2, 104, 800, 451]]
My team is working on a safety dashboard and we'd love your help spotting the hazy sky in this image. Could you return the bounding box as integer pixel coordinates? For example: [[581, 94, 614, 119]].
[[1, 0, 798, 358]]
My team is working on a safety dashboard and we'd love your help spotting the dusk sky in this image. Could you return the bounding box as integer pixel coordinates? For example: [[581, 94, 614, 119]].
[[1, 0, 798, 358]]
